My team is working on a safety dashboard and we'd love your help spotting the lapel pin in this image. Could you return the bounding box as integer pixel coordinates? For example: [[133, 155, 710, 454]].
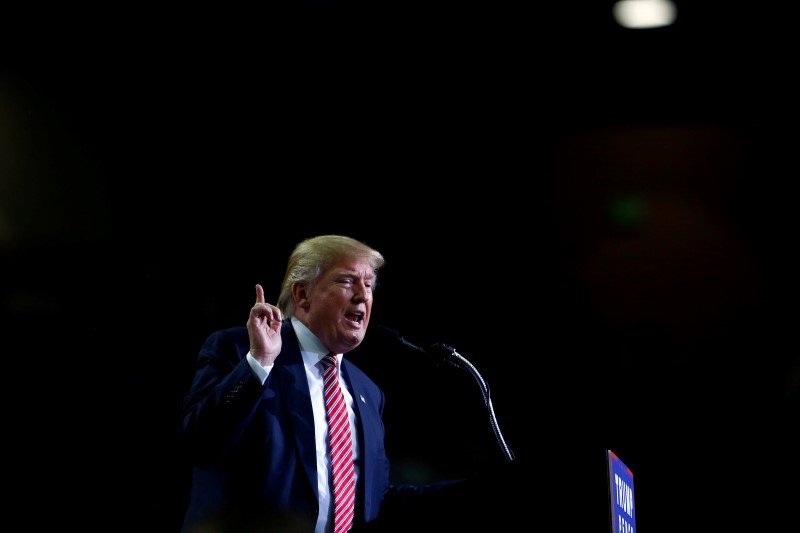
[[360, 394, 366, 404]]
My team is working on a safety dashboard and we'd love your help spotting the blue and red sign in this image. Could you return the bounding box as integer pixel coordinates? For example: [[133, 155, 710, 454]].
[[607, 450, 636, 533]]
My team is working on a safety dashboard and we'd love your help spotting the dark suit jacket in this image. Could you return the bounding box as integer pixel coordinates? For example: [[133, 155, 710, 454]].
[[179, 320, 395, 531], [179, 321, 467, 533]]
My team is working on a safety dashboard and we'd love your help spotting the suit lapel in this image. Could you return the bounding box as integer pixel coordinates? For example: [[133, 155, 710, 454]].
[[342, 361, 381, 517], [274, 322, 319, 497]]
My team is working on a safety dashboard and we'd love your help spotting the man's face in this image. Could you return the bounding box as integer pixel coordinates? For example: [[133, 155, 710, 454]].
[[299, 256, 376, 355]]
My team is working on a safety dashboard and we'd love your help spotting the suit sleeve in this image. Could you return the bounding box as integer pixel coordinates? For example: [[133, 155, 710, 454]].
[[178, 327, 266, 465]]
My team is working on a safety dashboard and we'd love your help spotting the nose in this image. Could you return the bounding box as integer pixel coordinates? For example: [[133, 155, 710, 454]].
[[352, 281, 371, 303]]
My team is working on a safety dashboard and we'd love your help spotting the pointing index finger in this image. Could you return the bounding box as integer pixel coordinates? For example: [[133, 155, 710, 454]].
[[255, 283, 265, 304]]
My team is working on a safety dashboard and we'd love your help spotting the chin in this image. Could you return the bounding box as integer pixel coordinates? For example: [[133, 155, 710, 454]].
[[347, 332, 363, 348]]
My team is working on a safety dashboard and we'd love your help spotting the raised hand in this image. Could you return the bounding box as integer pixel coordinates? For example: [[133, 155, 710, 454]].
[[246, 283, 283, 366]]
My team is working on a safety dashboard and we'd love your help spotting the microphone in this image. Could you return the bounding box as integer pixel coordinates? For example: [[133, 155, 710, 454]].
[[372, 324, 428, 354], [373, 325, 461, 368]]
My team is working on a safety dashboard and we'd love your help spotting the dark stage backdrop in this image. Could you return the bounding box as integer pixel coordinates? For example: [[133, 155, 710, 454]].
[[2, 3, 797, 531]]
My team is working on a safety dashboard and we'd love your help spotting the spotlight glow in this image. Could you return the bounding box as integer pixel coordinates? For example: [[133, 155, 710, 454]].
[[612, 0, 677, 29]]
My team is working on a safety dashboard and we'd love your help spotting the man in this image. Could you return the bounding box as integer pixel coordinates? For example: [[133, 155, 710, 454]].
[[178, 235, 467, 533]]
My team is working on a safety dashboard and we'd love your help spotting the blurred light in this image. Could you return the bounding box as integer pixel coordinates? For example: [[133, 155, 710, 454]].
[[612, 0, 677, 29], [608, 194, 648, 230]]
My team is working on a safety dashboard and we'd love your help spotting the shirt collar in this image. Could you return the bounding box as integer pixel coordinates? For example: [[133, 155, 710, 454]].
[[291, 316, 341, 367]]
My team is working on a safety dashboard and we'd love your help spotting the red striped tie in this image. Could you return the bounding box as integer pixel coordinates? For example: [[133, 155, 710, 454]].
[[321, 354, 356, 533]]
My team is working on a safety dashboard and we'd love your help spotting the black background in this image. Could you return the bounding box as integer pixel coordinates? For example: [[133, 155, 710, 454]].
[[2, 2, 797, 531]]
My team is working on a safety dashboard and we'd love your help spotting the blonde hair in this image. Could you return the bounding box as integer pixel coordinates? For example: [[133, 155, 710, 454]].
[[276, 235, 385, 318]]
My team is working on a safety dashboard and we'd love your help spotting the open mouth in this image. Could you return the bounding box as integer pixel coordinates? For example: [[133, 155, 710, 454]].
[[345, 312, 363, 324]]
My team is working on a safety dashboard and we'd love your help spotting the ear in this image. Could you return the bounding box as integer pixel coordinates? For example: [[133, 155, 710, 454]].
[[292, 282, 310, 312]]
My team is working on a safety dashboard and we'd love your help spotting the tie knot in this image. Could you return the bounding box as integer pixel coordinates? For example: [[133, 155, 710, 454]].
[[322, 354, 337, 369]]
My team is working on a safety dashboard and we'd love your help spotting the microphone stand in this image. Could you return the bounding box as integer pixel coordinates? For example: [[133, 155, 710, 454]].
[[374, 326, 516, 463], [429, 343, 516, 463]]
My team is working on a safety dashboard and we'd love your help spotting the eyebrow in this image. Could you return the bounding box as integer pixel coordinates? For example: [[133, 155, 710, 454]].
[[337, 269, 376, 281]]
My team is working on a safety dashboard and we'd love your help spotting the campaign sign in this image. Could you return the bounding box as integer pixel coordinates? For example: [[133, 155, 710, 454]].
[[607, 450, 636, 533]]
